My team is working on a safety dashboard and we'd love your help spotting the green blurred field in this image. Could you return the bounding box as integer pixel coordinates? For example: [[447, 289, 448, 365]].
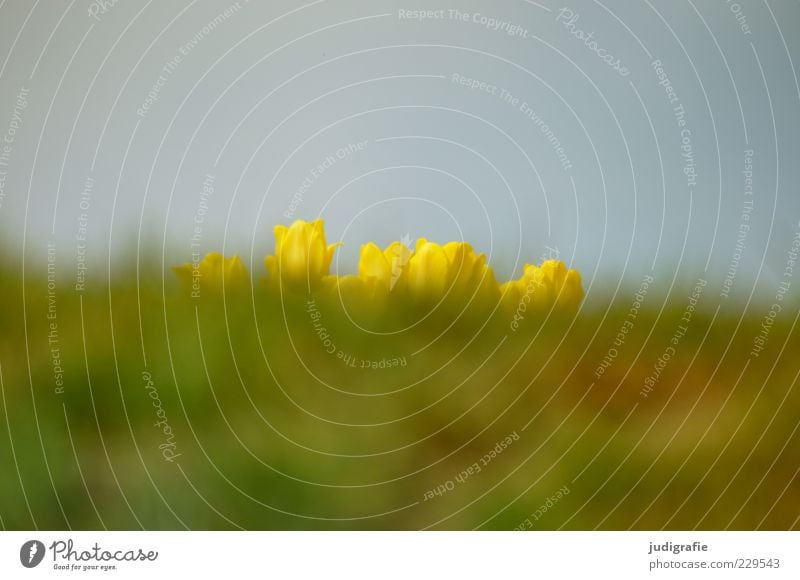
[[0, 266, 798, 530]]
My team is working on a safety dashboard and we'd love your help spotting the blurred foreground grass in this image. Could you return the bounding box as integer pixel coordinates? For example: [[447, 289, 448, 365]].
[[0, 265, 798, 530]]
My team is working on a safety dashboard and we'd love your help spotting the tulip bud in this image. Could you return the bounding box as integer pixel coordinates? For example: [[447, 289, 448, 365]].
[[264, 219, 339, 292]]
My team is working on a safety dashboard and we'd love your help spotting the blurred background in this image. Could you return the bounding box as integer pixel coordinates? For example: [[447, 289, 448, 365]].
[[0, 0, 798, 529]]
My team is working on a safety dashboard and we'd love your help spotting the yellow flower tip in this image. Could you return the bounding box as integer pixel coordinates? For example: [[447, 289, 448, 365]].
[[505, 259, 584, 310], [273, 224, 288, 246], [383, 240, 412, 262], [391, 238, 504, 307], [539, 259, 568, 285], [357, 240, 414, 293], [385, 241, 413, 291], [408, 240, 449, 301], [358, 242, 390, 282], [560, 268, 585, 306], [264, 218, 341, 292], [437, 241, 499, 306], [445, 243, 478, 277], [443, 241, 474, 262], [389, 241, 413, 292]]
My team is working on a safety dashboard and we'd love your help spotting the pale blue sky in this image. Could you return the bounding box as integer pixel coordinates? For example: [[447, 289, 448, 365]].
[[1, 0, 798, 305]]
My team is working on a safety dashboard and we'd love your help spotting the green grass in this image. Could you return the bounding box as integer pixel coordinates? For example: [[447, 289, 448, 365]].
[[0, 267, 798, 530]]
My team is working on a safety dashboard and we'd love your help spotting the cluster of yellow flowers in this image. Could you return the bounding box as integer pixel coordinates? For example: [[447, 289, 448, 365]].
[[173, 219, 584, 311]]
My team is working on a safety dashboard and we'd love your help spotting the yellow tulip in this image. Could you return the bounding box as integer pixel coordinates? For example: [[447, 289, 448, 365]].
[[357, 240, 413, 291], [502, 259, 584, 311], [543, 260, 583, 306], [174, 220, 584, 317], [407, 238, 451, 302], [172, 252, 249, 296], [264, 219, 339, 292], [443, 241, 500, 305], [404, 239, 499, 306], [358, 242, 391, 285]]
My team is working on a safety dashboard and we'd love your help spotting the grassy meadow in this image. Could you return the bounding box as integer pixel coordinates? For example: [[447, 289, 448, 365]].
[[0, 262, 798, 530]]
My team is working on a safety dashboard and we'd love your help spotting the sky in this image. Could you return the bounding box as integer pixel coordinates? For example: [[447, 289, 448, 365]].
[[0, 0, 798, 305]]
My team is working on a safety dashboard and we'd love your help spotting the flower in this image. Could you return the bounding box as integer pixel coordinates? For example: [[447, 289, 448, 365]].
[[173, 219, 585, 316], [442, 241, 500, 305], [501, 259, 584, 311], [406, 239, 499, 306], [264, 219, 339, 292], [407, 238, 450, 302], [172, 252, 249, 296], [357, 240, 413, 292]]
